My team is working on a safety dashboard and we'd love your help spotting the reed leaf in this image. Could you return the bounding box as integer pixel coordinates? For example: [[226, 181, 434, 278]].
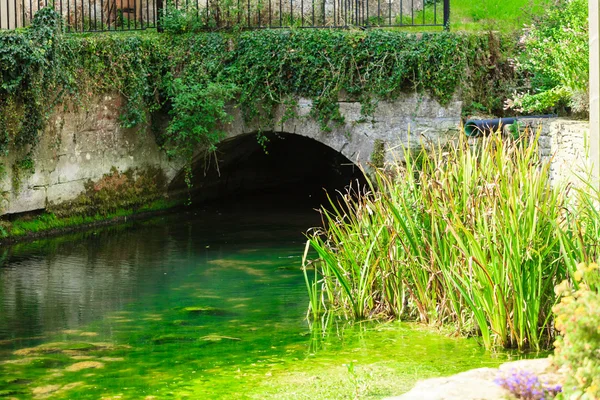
[[306, 130, 598, 351]]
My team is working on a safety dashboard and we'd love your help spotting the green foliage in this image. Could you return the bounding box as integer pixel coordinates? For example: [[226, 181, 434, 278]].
[[164, 80, 237, 158], [68, 33, 161, 128], [0, 8, 67, 166], [307, 132, 572, 350], [160, 2, 213, 33], [553, 264, 600, 399], [508, 0, 589, 114], [1, 17, 520, 196]]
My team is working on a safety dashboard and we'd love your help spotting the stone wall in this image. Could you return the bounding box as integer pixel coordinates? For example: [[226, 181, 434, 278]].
[[539, 119, 589, 185], [1, 95, 182, 216], [0, 94, 589, 217]]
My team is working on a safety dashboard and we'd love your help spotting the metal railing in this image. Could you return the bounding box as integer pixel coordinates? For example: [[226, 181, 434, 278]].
[[0, 0, 448, 32]]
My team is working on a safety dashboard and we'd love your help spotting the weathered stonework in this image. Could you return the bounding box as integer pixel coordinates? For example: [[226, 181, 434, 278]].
[[0, 94, 589, 217], [239, 92, 461, 163], [1, 95, 183, 215], [539, 119, 589, 185], [170, 92, 463, 193]]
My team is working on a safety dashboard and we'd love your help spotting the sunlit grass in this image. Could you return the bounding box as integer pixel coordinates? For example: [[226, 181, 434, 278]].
[[450, 0, 551, 31], [386, 0, 552, 32]]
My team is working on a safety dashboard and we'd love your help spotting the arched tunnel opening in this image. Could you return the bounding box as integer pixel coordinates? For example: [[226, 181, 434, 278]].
[[169, 132, 368, 211]]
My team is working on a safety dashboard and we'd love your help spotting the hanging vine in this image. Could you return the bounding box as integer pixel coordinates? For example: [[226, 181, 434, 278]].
[[1, 12, 520, 194]]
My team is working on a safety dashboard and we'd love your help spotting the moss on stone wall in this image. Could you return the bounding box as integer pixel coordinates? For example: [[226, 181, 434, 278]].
[[47, 166, 167, 218], [0, 198, 179, 243], [371, 139, 386, 168], [0, 166, 175, 242]]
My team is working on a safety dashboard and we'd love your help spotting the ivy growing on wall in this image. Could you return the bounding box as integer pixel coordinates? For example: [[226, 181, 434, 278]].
[[0, 11, 521, 194], [0, 8, 69, 169]]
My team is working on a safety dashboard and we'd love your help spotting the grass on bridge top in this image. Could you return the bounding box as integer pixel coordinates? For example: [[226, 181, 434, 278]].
[[450, 0, 552, 31], [395, 0, 552, 32]]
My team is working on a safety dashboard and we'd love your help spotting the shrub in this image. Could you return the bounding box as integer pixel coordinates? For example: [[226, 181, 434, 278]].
[[507, 0, 589, 114], [161, 3, 204, 33], [552, 263, 600, 400]]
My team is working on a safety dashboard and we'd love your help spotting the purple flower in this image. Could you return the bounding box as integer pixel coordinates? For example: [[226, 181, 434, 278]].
[[494, 369, 561, 400]]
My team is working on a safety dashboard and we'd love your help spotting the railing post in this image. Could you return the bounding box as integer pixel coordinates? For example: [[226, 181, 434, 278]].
[[156, 0, 163, 31], [443, 0, 449, 30]]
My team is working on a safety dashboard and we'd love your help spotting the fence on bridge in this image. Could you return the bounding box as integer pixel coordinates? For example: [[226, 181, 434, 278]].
[[0, 0, 448, 32]]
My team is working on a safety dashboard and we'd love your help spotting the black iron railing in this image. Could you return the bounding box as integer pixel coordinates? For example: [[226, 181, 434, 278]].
[[0, 0, 448, 32]]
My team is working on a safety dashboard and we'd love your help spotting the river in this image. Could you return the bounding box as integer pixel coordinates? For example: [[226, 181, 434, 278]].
[[0, 195, 509, 399]]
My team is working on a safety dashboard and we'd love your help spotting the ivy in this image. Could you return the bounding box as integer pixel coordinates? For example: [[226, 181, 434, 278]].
[[1, 14, 521, 195], [0, 8, 67, 155]]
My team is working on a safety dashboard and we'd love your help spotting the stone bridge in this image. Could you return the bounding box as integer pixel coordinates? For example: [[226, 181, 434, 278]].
[[0, 92, 586, 215]]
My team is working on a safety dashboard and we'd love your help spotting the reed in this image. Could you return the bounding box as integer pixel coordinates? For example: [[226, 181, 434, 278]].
[[555, 176, 600, 286], [307, 131, 584, 350]]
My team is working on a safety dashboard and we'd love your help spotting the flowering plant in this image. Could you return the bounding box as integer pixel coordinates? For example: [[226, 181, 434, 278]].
[[494, 369, 561, 400], [552, 263, 600, 400]]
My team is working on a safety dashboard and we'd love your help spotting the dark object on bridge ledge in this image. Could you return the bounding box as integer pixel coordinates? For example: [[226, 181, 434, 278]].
[[464, 115, 557, 137]]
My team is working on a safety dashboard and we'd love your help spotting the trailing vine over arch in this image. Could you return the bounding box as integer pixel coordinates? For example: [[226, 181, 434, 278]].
[[1, 13, 520, 193]]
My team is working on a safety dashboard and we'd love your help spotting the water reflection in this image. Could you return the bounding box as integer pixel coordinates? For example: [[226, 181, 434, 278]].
[[0, 207, 318, 344]]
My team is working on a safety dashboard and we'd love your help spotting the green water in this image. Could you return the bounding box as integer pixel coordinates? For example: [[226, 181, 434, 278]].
[[0, 204, 511, 399]]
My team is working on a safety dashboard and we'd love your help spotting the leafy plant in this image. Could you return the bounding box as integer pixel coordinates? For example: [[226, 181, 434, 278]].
[[160, 2, 202, 33], [553, 263, 600, 400], [507, 0, 588, 114], [163, 81, 238, 159]]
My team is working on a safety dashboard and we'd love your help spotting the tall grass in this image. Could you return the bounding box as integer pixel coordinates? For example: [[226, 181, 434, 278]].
[[555, 178, 600, 288], [307, 132, 585, 351]]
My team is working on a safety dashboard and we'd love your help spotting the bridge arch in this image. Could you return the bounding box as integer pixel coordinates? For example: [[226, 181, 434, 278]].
[[168, 130, 368, 204], [167, 95, 462, 203]]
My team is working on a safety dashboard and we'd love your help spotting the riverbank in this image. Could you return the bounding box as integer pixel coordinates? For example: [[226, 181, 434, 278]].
[[0, 198, 182, 246], [388, 358, 561, 400]]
